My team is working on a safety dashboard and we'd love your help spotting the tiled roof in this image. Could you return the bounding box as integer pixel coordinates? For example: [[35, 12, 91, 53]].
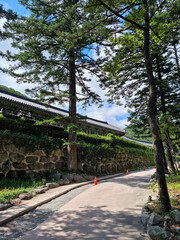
[[0, 89, 125, 135], [122, 136, 153, 147]]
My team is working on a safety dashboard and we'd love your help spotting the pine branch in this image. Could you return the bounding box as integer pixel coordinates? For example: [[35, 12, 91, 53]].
[[112, 25, 132, 34], [149, 0, 167, 21], [97, 0, 145, 31], [149, 26, 166, 42]]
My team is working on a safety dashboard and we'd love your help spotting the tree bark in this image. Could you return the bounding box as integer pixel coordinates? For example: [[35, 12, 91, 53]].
[[164, 129, 176, 171], [67, 49, 77, 172], [173, 42, 180, 70], [156, 56, 175, 172], [143, 0, 171, 212]]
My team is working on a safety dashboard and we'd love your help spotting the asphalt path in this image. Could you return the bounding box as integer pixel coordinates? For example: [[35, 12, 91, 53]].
[[21, 168, 156, 240]]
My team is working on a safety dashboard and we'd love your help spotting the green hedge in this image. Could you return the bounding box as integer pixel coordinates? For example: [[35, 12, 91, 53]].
[[0, 129, 64, 155], [0, 117, 67, 139], [77, 132, 153, 151], [0, 117, 155, 169], [77, 132, 155, 171]]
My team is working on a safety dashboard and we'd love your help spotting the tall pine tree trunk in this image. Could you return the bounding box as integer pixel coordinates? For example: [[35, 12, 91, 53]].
[[164, 129, 176, 171], [173, 41, 180, 70], [143, 0, 171, 212], [156, 57, 175, 172], [67, 50, 77, 172]]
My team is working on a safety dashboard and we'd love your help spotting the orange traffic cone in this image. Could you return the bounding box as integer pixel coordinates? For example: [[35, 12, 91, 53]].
[[144, 167, 146, 171], [94, 176, 97, 185], [127, 169, 129, 175]]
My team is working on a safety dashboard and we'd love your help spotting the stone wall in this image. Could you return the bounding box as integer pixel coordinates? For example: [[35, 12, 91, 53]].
[[78, 148, 154, 175], [0, 142, 67, 178], [0, 139, 154, 178]]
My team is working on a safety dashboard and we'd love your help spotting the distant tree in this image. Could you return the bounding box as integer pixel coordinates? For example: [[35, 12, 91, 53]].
[[0, 85, 27, 98]]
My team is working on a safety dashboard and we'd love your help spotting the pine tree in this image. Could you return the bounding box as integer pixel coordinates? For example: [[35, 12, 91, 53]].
[[1, 0, 111, 171], [86, 0, 175, 211], [0, 4, 16, 21]]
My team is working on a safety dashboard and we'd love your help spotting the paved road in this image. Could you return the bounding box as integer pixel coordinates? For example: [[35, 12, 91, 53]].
[[0, 185, 91, 240], [21, 168, 155, 240]]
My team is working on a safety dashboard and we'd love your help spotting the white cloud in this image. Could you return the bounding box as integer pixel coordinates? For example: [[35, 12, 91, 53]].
[[0, 18, 6, 28], [77, 100, 129, 129]]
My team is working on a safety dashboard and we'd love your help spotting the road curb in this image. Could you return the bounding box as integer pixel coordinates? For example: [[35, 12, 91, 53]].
[[0, 172, 124, 226]]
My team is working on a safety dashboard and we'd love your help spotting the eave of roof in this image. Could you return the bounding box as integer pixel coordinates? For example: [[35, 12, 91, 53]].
[[122, 136, 153, 147], [0, 89, 125, 134]]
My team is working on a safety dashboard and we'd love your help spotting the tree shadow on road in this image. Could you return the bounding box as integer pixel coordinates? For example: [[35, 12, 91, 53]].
[[22, 205, 147, 240]]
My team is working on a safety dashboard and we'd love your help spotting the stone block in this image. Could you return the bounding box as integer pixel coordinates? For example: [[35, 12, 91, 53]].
[[0, 151, 8, 162], [43, 162, 55, 170], [171, 209, 180, 224], [51, 172, 61, 180], [74, 174, 86, 183], [147, 225, 173, 240], [19, 146, 29, 154], [26, 156, 38, 163], [40, 156, 49, 162], [141, 204, 151, 227], [6, 144, 19, 153], [66, 173, 74, 182], [32, 150, 45, 156], [58, 179, 64, 186], [2, 161, 11, 171], [83, 175, 94, 181], [28, 163, 42, 170], [0, 203, 12, 211], [12, 162, 26, 170], [63, 179, 70, 185], [50, 155, 58, 162], [10, 153, 24, 162], [31, 187, 46, 194], [46, 182, 59, 189], [19, 193, 33, 200], [148, 213, 163, 226]]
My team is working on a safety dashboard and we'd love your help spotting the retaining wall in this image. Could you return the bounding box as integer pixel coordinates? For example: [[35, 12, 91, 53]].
[[0, 139, 154, 178]]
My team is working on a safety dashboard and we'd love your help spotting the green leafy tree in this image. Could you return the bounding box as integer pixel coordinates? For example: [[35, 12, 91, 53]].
[[1, 0, 112, 172], [86, 0, 176, 211], [126, 40, 179, 173]]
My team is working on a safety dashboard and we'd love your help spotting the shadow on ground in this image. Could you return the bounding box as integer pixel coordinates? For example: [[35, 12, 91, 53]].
[[22, 206, 147, 240]]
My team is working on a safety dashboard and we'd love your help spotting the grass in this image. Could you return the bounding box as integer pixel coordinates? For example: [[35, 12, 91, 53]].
[[0, 178, 54, 203], [150, 172, 180, 214], [166, 174, 180, 209]]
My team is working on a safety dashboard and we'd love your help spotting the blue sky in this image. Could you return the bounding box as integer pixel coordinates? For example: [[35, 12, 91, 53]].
[[0, 0, 129, 129], [0, 0, 28, 15]]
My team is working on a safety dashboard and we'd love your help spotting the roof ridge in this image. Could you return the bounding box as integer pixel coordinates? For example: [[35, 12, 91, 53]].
[[0, 88, 125, 134], [0, 89, 69, 114]]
